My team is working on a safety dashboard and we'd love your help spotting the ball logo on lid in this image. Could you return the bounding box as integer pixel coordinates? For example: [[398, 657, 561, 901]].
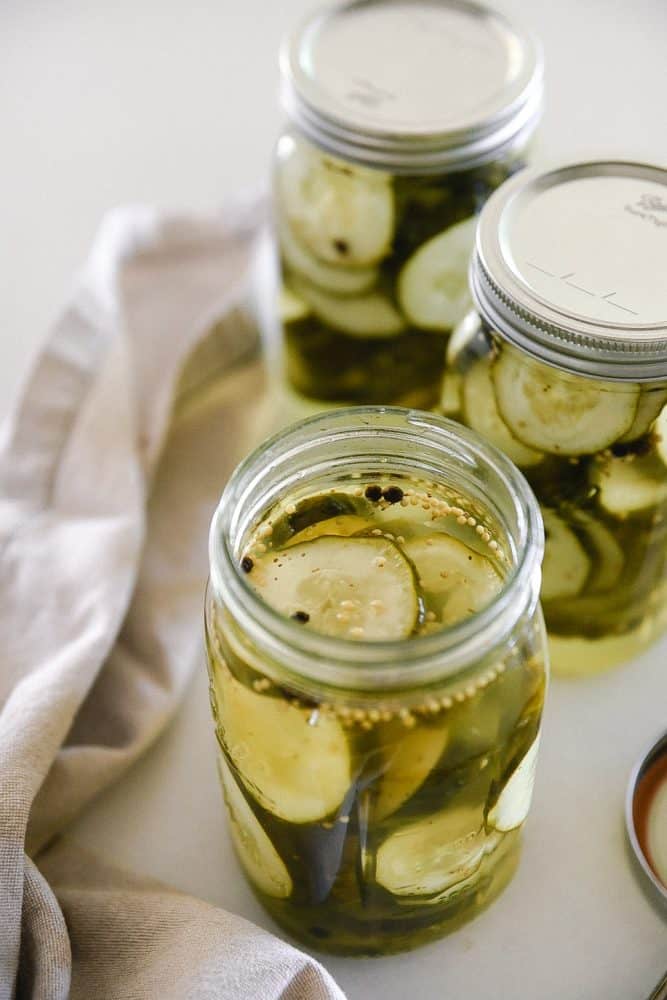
[[626, 192, 667, 229]]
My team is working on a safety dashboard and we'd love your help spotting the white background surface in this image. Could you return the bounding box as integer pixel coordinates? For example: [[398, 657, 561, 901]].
[[2, 1, 667, 998]]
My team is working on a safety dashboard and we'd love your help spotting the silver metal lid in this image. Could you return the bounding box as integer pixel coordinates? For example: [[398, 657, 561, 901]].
[[471, 160, 667, 381], [280, 0, 543, 173], [626, 729, 667, 915]]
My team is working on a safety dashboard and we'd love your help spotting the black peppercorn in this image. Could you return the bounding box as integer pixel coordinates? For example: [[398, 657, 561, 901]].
[[292, 610, 310, 623], [364, 484, 383, 501], [383, 486, 404, 504], [240, 555, 254, 573]]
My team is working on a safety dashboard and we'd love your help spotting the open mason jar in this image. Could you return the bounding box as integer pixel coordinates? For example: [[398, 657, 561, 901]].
[[206, 408, 547, 955], [444, 160, 667, 676], [273, 0, 543, 407]]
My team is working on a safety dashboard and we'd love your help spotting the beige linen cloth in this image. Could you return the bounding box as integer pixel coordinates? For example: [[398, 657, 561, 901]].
[[0, 199, 346, 1000]]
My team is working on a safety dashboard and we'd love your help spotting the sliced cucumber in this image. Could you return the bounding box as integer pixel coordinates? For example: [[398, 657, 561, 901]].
[[541, 508, 591, 602], [617, 388, 667, 443], [219, 753, 293, 898], [277, 217, 378, 296], [250, 536, 419, 640], [655, 406, 667, 466], [271, 492, 366, 547], [403, 535, 503, 627], [292, 276, 406, 339], [439, 373, 462, 416], [493, 352, 639, 456], [572, 511, 624, 592], [397, 216, 476, 331], [373, 723, 449, 822], [221, 671, 350, 823], [278, 143, 394, 266], [286, 514, 369, 547], [278, 286, 309, 325], [591, 453, 667, 517], [376, 804, 485, 897], [462, 358, 543, 468], [488, 734, 540, 833]]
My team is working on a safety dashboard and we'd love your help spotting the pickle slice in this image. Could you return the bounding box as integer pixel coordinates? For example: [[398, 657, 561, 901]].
[[278, 144, 394, 266], [591, 452, 667, 517], [278, 217, 378, 296], [488, 734, 540, 833], [573, 512, 624, 592], [221, 671, 350, 824], [373, 723, 449, 822], [292, 277, 406, 339], [493, 352, 639, 455], [403, 535, 503, 626], [219, 754, 293, 898], [278, 286, 309, 324], [541, 509, 590, 602], [250, 536, 419, 640], [376, 804, 486, 897], [617, 388, 667, 443], [462, 358, 543, 468], [286, 515, 369, 547], [397, 216, 476, 331]]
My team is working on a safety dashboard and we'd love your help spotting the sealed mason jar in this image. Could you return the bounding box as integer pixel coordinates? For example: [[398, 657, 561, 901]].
[[205, 407, 547, 955], [273, 0, 543, 407], [444, 160, 667, 676]]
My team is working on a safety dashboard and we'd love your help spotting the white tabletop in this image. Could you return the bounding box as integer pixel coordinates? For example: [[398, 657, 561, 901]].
[[2, 1, 666, 997]]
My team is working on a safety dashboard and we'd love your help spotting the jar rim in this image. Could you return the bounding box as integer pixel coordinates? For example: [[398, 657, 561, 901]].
[[279, 0, 544, 174], [208, 407, 544, 692]]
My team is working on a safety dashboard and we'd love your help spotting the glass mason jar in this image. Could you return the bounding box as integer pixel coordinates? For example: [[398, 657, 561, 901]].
[[205, 408, 547, 955], [445, 160, 667, 676], [273, 0, 543, 408]]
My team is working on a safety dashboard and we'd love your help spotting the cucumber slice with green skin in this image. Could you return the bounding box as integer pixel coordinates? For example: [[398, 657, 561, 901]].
[[271, 492, 366, 548], [572, 511, 624, 593], [278, 286, 310, 324], [617, 389, 667, 443], [493, 352, 640, 456], [250, 536, 419, 640], [278, 218, 378, 296], [376, 804, 486, 897], [221, 670, 350, 824], [655, 406, 667, 466], [278, 142, 394, 266], [403, 535, 503, 627], [292, 276, 406, 339], [286, 515, 369, 547], [591, 452, 667, 517], [397, 216, 477, 331], [373, 723, 449, 822], [462, 358, 544, 469], [218, 754, 293, 898], [488, 734, 540, 833], [541, 509, 591, 602]]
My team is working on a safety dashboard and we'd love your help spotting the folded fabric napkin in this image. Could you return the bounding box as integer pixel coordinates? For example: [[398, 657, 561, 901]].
[[0, 200, 346, 1000]]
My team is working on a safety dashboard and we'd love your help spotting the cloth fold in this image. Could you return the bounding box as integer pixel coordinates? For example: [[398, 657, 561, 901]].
[[0, 201, 345, 1000]]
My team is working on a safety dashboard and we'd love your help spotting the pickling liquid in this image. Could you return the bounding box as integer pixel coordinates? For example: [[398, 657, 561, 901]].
[[206, 475, 546, 954]]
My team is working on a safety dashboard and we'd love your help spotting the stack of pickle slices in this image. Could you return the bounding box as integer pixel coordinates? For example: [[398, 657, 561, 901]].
[[276, 138, 519, 406], [444, 341, 667, 642]]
